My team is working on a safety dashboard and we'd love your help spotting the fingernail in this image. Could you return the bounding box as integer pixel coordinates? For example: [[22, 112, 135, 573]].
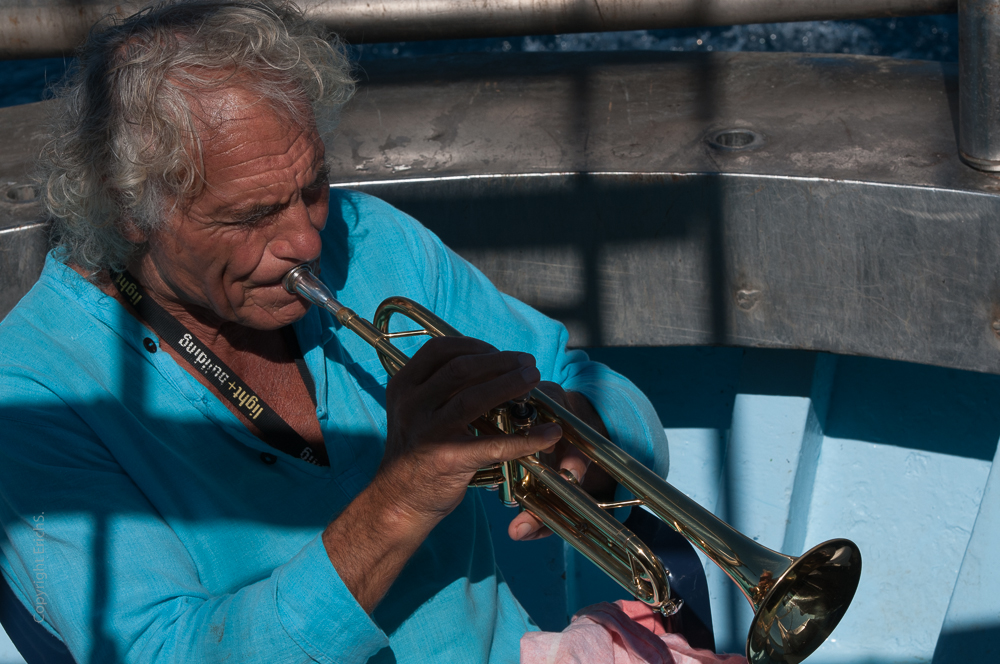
[[515, 523, 532, 540], [521, 366, 540, 382], [559, 468, 580, 484], [538, 423, 561, 440], [518, 353, 535, 367]]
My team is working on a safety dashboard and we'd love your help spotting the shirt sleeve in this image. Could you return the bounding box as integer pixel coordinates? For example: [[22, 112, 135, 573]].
[[358, 194, 669, 481], [0, 379, 389, 664]]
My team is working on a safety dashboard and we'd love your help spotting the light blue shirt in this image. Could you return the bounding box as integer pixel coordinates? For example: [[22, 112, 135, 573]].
[[0, 190, 668, 663]]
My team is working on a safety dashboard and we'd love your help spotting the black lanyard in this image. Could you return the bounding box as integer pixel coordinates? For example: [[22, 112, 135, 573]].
[[111, 271, 329, 466]]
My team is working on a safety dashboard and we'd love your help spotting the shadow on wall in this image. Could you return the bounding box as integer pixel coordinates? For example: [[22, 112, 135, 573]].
[[589, 346, 1000, 462], [933, 624, 1000, 663]]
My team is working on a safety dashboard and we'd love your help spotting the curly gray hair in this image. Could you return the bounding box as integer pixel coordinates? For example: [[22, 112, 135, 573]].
[[41, 0, 355, 275]]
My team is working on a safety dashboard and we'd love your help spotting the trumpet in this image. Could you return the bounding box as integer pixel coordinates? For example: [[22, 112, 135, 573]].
[[283, 265, 861, 664]]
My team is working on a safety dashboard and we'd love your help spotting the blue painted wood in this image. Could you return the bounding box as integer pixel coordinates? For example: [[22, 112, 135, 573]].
[[933, 434, 1000, 664]]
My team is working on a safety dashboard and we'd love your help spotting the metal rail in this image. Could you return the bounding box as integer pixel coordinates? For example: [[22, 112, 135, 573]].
[[959, 0, 1000, 171], [0, 0, 957, 59]]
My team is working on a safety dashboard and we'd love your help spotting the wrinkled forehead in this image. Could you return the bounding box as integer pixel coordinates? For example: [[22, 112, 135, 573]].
[[188, 81, 322, 157], [170, 82, 325, 201], [182, 79, 317, 137]]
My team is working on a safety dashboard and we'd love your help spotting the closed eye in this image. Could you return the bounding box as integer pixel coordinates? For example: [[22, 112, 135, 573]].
[[233, 203, 283, 227], [225, 164, 328, 227]]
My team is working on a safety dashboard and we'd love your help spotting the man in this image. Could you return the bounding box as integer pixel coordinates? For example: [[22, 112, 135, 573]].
[[0, 2, 668, 662]]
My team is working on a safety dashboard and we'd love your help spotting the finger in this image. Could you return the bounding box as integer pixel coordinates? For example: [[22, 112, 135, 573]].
[[509, 510, 553, 541], [432, 355, 541, 426], [393, 336, 499, 387], [458, 423, 562, 471], [558, 446, 590, 486], [534, 380, 568, 407], [533, 383, 569, 454]]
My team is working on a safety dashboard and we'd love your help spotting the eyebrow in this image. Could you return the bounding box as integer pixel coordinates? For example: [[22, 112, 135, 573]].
[[306, 163, 330, 188]]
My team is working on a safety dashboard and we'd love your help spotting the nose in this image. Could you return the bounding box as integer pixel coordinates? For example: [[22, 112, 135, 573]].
[[271, 197, 326, 265]]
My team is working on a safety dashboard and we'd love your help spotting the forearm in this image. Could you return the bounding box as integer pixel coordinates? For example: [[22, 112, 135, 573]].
[[321, 473, 437, 613], [1, 470, 391, 663]]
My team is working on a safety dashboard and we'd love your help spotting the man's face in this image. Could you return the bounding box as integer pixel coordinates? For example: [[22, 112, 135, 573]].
[[138, 86, 328, 330]]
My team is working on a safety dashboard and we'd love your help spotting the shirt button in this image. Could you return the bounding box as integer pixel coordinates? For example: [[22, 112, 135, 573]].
[[142, 337, 157, 353], [260, 452, 277, 465]]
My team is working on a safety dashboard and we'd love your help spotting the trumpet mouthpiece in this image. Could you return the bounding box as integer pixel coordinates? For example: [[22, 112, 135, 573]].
[[282, 264, 312, 295], [282, 264, 341, 314]]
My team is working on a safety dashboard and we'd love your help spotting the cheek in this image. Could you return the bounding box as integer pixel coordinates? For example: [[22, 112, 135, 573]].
[[147, 235, 208, 285], [221, 234, 272, 278]]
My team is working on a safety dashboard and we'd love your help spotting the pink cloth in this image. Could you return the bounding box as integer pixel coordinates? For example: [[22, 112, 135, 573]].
[[520, 600, 748, 664]]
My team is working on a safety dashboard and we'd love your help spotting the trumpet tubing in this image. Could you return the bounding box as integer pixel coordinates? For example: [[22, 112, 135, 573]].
[[283, 265, 862, 664]]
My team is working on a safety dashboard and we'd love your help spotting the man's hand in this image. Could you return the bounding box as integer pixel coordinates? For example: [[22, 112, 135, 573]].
[[508, 381, 617, 542], [377, 336, 563, 521], [322, 336, 562, 612]]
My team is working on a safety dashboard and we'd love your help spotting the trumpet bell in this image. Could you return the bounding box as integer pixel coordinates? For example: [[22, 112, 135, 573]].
[[748, 539, 862, 664]]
